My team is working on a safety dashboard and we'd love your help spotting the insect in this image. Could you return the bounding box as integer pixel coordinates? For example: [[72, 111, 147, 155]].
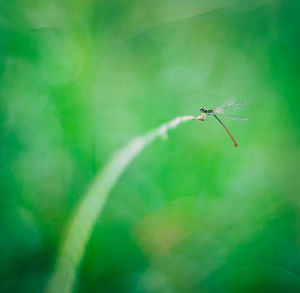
[[198, 101, 249, 147]]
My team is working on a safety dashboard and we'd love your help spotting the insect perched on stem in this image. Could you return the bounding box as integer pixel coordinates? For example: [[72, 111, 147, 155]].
[[197, 101, 249, 147]]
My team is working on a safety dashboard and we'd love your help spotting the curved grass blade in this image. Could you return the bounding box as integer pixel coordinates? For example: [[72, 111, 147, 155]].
[[45, 115, 198, 293]]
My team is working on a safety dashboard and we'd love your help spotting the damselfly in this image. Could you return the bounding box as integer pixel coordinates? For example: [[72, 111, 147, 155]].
[[198, 101, 248, 147]]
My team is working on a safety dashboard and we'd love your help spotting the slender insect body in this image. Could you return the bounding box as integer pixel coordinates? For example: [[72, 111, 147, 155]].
[[199, 101, 248, 147]]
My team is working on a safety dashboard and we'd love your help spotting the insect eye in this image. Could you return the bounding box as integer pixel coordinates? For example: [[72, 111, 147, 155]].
[[200, 108, 204, 112]]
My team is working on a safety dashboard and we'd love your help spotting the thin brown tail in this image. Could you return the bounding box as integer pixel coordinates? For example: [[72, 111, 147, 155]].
[[213, 114, 238, 147]]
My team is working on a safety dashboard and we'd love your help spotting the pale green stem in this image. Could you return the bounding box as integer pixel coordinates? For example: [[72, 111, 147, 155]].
[[45, 115, 199, 293]]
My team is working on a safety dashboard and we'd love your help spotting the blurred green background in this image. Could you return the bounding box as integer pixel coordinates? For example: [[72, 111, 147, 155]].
[[1, 0, 300, 292]]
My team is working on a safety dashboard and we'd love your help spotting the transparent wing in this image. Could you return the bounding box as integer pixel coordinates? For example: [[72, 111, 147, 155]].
[[218, 100, 249, 111], [224, 114, 248, 121], [213, 100, 249, 118]]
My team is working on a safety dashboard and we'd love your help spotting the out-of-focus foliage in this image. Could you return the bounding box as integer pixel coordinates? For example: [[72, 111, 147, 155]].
[[1, 0, 300, 292]]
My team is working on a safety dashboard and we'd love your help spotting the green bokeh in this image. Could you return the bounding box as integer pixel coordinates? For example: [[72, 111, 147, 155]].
[[1, 0, 300, 292]]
